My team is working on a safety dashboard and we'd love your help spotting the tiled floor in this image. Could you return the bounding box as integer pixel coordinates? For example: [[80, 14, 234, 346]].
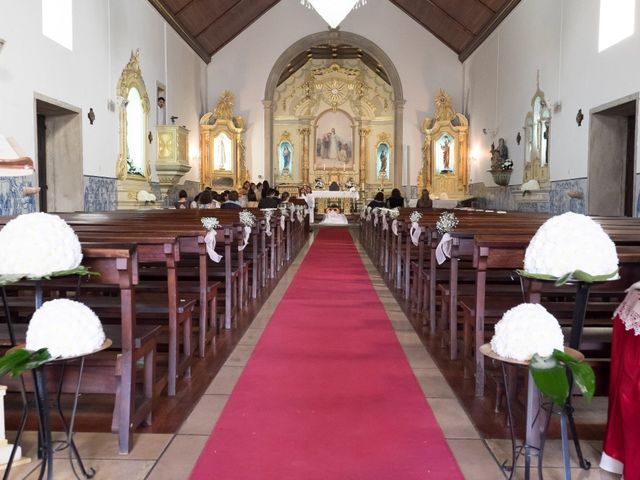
[[2, 229, 621, 479]]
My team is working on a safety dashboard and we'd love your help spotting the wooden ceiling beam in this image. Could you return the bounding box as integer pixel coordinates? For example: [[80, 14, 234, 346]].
[[174, 0, 197, 16], [147, 0, 211, 63], [459, 0, 521, 61]]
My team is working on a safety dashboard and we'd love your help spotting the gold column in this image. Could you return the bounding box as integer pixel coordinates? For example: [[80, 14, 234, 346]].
[[359, 127, 370, 188], [299, 127, 310, 185]]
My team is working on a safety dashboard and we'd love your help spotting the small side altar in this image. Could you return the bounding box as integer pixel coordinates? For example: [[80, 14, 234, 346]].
[[418, 90, 471, 202]]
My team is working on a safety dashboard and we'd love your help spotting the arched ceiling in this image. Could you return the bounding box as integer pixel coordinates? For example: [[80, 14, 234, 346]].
[[149, 0, 520, 64]]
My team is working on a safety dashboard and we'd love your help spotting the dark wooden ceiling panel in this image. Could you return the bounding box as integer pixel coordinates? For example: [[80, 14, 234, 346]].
[[148, 0, 520, 63], [176, 0, 239, 35]]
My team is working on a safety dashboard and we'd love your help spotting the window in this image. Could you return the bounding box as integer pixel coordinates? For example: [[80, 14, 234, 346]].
[[42, 0, 73, 50], [126, 88, 146, 176], [599, 0, 635, 52]]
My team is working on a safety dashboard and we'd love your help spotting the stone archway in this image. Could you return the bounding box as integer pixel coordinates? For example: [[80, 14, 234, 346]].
[[264, 30, 405, 186]]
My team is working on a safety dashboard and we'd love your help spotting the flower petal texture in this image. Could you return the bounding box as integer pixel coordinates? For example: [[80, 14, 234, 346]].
[[26, 299, 106, 358], [0, 212, 82, 277], [524, 212, 618, 278], [490, 303, 564, 361]]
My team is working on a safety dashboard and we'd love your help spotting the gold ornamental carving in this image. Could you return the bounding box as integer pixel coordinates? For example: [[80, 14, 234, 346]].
[[312, 64, 360, 111], [419, 89, 469, 199], [200, 91, 248, 189], [116, 49, 151, 182]]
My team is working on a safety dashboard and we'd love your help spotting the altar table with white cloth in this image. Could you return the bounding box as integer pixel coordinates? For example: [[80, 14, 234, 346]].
[[303, 191, 360, 223]]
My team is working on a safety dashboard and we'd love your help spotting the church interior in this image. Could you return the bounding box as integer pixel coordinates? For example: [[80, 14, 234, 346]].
[[1, 0, 640, 478]]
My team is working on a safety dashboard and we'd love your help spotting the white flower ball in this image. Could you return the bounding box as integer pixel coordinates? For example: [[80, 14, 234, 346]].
[[524, 212, 618, 278], [26, 299, 105, 358], [0, 212, 82, 277], [490, 303, 564, 361]]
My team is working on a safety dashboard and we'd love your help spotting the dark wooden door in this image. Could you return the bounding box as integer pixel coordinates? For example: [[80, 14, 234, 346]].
[[36, 114, 47, 212]]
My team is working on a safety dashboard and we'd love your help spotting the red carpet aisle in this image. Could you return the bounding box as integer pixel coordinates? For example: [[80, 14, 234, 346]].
[[191, 228, 463, 479]]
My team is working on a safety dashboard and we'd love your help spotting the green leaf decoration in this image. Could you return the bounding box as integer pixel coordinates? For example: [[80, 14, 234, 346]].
[[569, 362, 596, 403], [0, 348, 51, 378], [0, 265, 99, 286], [517, 269, 619, 285], [529, 349, 596, 406], [554, 272, 573, 286], [530, 354, 570, 406]]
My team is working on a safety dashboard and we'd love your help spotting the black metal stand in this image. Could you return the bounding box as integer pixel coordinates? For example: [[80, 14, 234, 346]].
[[1, 277, 94, 479]]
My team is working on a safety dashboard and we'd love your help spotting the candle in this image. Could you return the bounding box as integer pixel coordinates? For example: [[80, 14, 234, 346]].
[[343, 163, 345, 172], [323, 163, 326, 171]]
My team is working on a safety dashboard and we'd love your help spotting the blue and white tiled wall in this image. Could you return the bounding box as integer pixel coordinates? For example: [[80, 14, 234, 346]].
[[469, 177, 588, 215], [0, 175, 37, 216], [83, 175, 117, 212]]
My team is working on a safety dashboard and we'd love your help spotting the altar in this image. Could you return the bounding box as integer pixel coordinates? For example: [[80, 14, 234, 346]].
[[305, 191, 359, 223]]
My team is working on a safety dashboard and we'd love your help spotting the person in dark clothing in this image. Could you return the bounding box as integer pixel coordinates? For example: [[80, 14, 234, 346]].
[[367, 191, 386, 209], [416, 189, 433, 209], [258, 188, 279, 209], [261, 181, 270, 199], [386, 188, 404, 208], [248, 183, 257, 202], [221, 190, 242, 209], [174, 189, 189, 209]]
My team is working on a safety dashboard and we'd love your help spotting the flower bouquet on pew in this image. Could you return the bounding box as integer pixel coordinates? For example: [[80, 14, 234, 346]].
[[435, 211, 458, 235], [516, 212, 619, 286], [0, 212, 98, 286]]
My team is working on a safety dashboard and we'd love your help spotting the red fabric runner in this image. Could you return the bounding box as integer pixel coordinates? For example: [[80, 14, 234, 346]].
[[190, 228, 463, 479]]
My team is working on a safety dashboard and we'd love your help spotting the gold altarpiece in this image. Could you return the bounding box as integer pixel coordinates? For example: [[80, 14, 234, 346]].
[[418, 90, 469, 199], [115, 49, 152, 209], [272, 59, 394, 206], [200, 91, 250, 189]]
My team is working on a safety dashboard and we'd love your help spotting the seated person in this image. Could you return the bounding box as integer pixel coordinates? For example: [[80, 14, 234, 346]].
[[386, 188, 404, 209], [258, 188, 279, 209], [368, 192, 386, 209], [174, 189, 189, 209], [280, 191, 291, 205], [197, 190, 216, 209], [416, 189, 433, 209], [221, 190, 242, 209]]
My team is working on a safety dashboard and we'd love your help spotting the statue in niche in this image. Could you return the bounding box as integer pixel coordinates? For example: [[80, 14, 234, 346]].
[[441, 137, 451, 170], [490, 138, 512, 171]]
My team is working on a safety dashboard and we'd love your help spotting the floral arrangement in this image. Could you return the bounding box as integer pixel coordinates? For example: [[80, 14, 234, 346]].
[[493, 159, 513, 171], [137, 190, 156, 203], [127, 158, 144, 176], [0, 212, 83, 278], [26, 299, 106, 358], [261, 208, 276, 236], [520, 212, 619, 284], [279, 206, 289, 217], [239, 210, 256, 228], [409, 211, 423, 223], [490, 303, 564, 362], [201, 217, 220, 231], [388, 208, 400, 220], [436, 211, 459, 235]]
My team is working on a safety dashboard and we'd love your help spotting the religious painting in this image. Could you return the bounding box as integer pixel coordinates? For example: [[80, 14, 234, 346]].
[[214, 132, 233, 171], [376, 143, 390, 179], [435, 133, 454, 174], [279, 140, 293, 175], [314, 110, 353, 170]]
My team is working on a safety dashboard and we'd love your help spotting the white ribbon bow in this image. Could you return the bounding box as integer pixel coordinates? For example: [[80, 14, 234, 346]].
[[265, 217, 272, 237], [366, 211, 372, 221], [360, 209, 366, 220], [296, 210, 303, 223], [280, 215, 286, 231], [435, 232, 453, 265], [392, 219, 398, 236], [238, 225, 252, 251], [410, 222, 422, 246], [374, 212, 379, 227], [204, 230, 223, 263], [382, 214, 388, 231]]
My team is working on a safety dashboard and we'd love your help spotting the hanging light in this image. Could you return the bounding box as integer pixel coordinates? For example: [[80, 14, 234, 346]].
[[301, 0, 367, 29]]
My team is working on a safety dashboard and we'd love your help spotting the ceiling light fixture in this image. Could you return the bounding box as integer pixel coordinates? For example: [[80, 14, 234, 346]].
[[301, 0, 367, 29]]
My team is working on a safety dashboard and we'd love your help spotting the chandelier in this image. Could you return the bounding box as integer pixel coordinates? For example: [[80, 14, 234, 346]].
[[301, 0, 367, 29]]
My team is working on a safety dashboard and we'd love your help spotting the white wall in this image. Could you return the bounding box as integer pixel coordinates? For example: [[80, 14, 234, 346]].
[[207, 0, 464, 184], [465, 0, 640, 186], [0, 0, 206, 182]]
